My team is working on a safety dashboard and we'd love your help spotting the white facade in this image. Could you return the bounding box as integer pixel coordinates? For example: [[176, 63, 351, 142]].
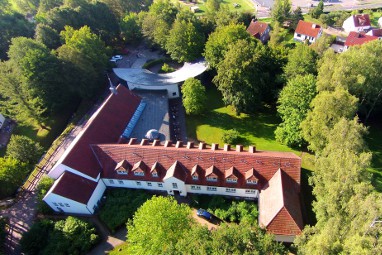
[[102, 178, 167, 191], [343, 16, 371, 33], [0, 114, 5, 129], [379, 17, 382, 28], [293, 32, 321, 44], [128, 83, 179, 98], [186, 184, 259, 199]]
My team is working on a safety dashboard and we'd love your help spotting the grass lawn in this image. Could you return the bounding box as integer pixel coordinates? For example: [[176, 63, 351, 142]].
[[172, 0, 256, 14]]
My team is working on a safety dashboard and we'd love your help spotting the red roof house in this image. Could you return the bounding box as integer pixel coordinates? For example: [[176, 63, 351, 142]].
[[294, 20, 322, 43], [342, 14, 371, 33], [247, 20, 270, 43], [344, 31, 378, 50]]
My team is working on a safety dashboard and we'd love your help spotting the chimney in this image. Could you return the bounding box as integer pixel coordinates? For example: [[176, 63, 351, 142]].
[[224, 144, 231, 151], [152, 139, 160, 146], [248, 146, 256, 153], [128, 138, 137, 145], [236, 145, 243, 152], [140, 139, 148, 146], [164, 140, 172, 147], [211, 143, 218, 151], [312, 23, 316, 28], [176, 141, 183, 148], [187, 141, 194, 149], [199, 142, 206, 150]]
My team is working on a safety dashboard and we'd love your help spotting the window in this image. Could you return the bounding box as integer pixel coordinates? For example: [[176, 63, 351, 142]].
[[172, 183, 178, 189], [53, 202, 58, 206], [297, 33, 301, 37], [246, 179, 258, 185], [59, 203, 64, 207], [158, 183, 163, 187], [207, 186, 217, 191], [134, 171, 144, 176], [136, 181, 141, 186], [206, 176, 217, 182], [109, 180, 114, 184], [152, 172, 158, 177], [191, 185, 201, 190], [245, 189, 257, 194], [117, 170, 127, 175], [226, 188, 236, 193], [64, 203, 70, 207], [147, 182, 152, 187], [226, 178, 237, 183], [118, 180, 124, 185], [192, 175, 198, 180]]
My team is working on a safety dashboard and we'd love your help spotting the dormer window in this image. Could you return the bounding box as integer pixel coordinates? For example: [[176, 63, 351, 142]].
[[192, 175, 198, 180], [117, 170, 128, 175], [226, 177, 237, 183], [247, 179, 258, 185], [206, 176, 217, 182], [115, 160, 129, 175], [132, 161, 146, 177], [152, 172, 158, 177], [134, 171, 145, 176]]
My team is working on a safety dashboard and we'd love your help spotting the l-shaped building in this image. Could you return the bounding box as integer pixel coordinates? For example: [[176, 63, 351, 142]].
[[44, 85, 303, 242]]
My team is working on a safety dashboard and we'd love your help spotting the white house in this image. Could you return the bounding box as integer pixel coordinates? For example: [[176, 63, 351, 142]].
[[342, 14, 371, 33], [294, 20, 322, 44], [0, 114, 5, 129]]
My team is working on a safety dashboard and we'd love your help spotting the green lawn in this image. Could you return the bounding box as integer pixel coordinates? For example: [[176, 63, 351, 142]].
[[186, 86, 315, 171], [172, 0, 256, 14]]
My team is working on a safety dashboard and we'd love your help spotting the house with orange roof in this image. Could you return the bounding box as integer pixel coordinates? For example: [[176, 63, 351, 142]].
[[344, 31, 378, 51], [43, 85, 304, 242], [294, 20, 322, 44]]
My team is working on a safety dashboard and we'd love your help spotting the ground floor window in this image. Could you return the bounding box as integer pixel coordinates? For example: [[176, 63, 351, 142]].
[[136, 181, 141, 186], [147, 182, 152, 187], [172, 183, 178, 189], [118, 180, 124, 185], [226, 188, 236, 193], [158, 183, 163, 187], [109, 180, 114, 184], [191, 185, 201, 190], [207, 186, 217, 191], [245, 189, 257, 194]]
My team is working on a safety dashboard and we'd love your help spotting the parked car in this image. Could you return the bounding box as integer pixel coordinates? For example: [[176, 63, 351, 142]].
[[110, 55, 123, 62], [197, 208, 213, 221]]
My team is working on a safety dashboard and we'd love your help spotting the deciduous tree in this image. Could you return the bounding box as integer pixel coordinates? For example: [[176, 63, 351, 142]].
[[6, 135, 44, 165], [271, 0, 291, 24], [181, 78, 207, 115], [0, 157, 29, 198], [284, 43, 318, 80], [275, 74, 317, 147]]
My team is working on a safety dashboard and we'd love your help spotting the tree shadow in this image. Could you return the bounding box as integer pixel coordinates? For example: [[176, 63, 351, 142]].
[[300, 168, 316, 226]]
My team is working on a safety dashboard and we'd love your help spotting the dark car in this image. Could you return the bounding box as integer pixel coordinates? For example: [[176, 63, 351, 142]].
[[197, 208, 213, 221]]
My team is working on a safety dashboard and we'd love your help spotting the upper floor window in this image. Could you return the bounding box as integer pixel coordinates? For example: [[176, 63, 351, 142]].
[[134, 171, 144, 176], [206, 176, 217, 182], [192, 175, 198, 180], [152, 172, 158, 177], [246, 179, 258, 185], [226, 178, 237, 183], [172, 183, 178, 189], [117, 170, 128, 175]]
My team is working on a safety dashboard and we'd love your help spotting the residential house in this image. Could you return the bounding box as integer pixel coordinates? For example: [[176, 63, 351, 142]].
[[342, 14, 371, 33], [344, 31, 378, 50], [44, 85, 304, 242], [294, 20, 322, 43], [247, 19, 271, 44], [366, 28, 382, 38]]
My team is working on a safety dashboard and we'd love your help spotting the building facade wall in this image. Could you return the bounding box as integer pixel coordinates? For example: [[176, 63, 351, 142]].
[[185, 184, 258, 199], [127, 83, 180, 98], [43, 193, 92, 214], [87, 180, 107, 213], [102, 178, 167, 191], [163, 176, 187, 196]]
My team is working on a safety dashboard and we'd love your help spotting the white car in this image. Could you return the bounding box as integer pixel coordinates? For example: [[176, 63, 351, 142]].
[[110, 55, 123, 62]]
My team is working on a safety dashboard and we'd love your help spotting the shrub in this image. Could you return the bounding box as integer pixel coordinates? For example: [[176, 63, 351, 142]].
[[0, 217, 8, 251], [36, 175, 54, 214], [160, 63, 175, 73], [98, 189, 152, 232], [221, 129, 240, 144]]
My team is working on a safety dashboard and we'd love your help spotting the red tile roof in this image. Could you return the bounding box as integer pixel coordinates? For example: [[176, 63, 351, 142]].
[[247, 20, 269, 39], [61, 85, 141, 178], [51, 171, 98, 204], [295, 20, 321, 38], [91, 142, 301, 189], [345, 31, 378, 47], [352, 14, 371, 27], [259, 169, 303, 236], [367, 28, 382, 37]]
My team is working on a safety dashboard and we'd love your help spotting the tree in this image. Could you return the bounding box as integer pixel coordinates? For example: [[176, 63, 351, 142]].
[[34, 23, 61, 50], [271, 0, 291, 24], [36, 175, 54, 214], [6, 135, 44, 165], [301, 88, 358, 153], [221, 129, 240, 145], [126, 196, 193, 254], [121, 12, 142, 44], [310, 33, 335, 57], [290, 7, 303, 30], [275, 74, 317, 147], [99, 0, 152, 19], [166, 20, 205, 62], [309, 0, 324, 19], [213, 39, 276, 114], [283, 43, 318, 80], [0, 157, 29, 198], [204, 23, 252, 70], [181, 78, 207, 115], [57, 26, 109, 99]]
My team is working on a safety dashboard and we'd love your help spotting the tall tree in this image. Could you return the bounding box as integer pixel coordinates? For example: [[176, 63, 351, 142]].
[[57, 26, 108, 99], [310, 0, 324, 19], [290, 7, 303, 30], [34, 23, 61, 50], [181, 78, 207, 115], [99, 0, 152, 19], [301, 88, 358, 153], [284, 43, 318, 80], [121, 12, 142, 44], [275, 74, 317, 147], [6, 135, 44, 165], [0, 157, 29, 198], [166, 20, 205, 62], [271, 0, 291, 24], [204, 23, 252, 69], [126, 196, 193, 254]]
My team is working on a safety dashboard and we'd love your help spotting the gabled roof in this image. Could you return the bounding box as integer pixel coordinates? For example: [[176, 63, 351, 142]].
[[345, 31, 378, 47], [259, 169, 303, 236], [59, 85, 141, 179], [295, 20, 321, 38], [191, 164, 202, 176], [245, 168, 259, 180], [247, 20, 269, 39], [50, 171, 98, 204], [352, 14, 371, 27], [366, 28, 382, 37], [225, 167, 239, 179], [132, 161, 147, 172], [164, 161, 187, 181], [205, 165, 220, 177], [115, 160, 130, 172]]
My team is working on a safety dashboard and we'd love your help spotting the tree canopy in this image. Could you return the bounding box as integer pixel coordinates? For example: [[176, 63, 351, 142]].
[[283, 43, 318, 80], [6, 135, 44, 165], [0, 157, 29, 198], [271, 0, 291, 24], [181, 78, 207, 115]]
